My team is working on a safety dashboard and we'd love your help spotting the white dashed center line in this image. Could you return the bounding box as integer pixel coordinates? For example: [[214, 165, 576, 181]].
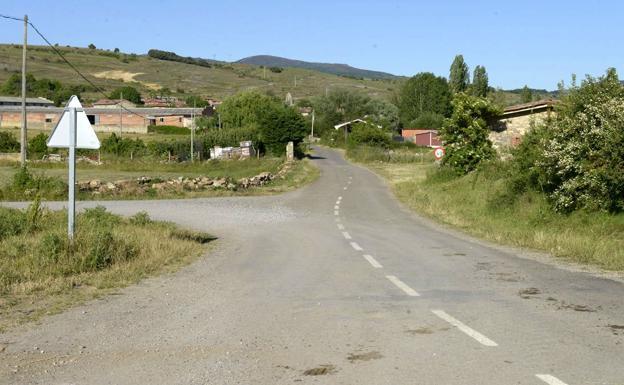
[[363, 254, 382, 268], [334, 205, 340, 210], [344, 187, 348, 190], [386, 275, 420, 296], [431, 310, 498, 347], [342, 231, 352, 240], [337, 224, 345, 230], [350, 242, 363, 251], [334, 210, 339, 216], [536, 375, 569, 385], [338, 196, 342, 200]]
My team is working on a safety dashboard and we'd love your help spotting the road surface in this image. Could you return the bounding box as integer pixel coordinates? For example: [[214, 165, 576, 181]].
[[1, 146, 623, 384]]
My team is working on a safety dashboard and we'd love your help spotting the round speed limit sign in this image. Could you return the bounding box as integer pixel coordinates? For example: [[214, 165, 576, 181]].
[[434, 147, 445, 160]]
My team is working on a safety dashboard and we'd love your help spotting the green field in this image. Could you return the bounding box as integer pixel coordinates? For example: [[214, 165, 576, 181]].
[[0, 44, 399, 102]]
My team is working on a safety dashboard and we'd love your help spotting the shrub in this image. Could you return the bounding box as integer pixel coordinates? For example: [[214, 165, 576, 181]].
[[0, 207, 27, 240], [258, 105, 307, 156], [440, 93, 500, 174], [348, 122, 391, 147], [0, 131, 19, 152], [129, 211, 151, 226], [29, 133, 49, 158], [100, 133, 147, 156], [148, 125, 189, 135], [538, 69, 624, 212]]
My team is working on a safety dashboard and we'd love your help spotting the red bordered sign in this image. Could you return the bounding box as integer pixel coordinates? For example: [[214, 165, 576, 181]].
[[433, 147, 445, 160]]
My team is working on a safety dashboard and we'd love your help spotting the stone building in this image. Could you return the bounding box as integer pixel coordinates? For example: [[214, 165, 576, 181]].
[[490, 99, 557, 149]]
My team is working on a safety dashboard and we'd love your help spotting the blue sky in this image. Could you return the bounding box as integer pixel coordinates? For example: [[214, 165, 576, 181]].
[[2, 0, 622, 90]]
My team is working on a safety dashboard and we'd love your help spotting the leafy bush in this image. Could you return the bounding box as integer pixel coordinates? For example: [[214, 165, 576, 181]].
[[129, 211, 151, 226], [101, 133, 147, 156], [440, 93, 500, 174], [0, 207, 27, 240], [0, 132, 19, 152], [258, 104, 307, 156], [109, 86, 143, 105], [29, 133, 50, 157], [348, 122, 391, 147], [8, 167, 66, 198], [410, 111, 445, 129], [148, 125, 189, 135], [537, 69, 624, 212], [269, 66, 283, 73]]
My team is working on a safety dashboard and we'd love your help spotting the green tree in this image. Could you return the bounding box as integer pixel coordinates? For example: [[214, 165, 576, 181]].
[[0, 132, 20, 152], [311, 89, 371, 135], [88, 43, 96, 49], [471, 65, 489, 97], [449, 55, 470, 94], [113, 48, 120, 53], [218, 90, 280, 129], [397, 72, 452, 128], [185, 95, 208, 108], [537, 68, 624, 212], [520, 85, 533, 103], [109, 86, 143, 105], [440, 93, 500, 174], [28, 133, 50, 158], [348, 121, 391, 147], [363, 98, 400, 130], [258, 104, 307, 156]]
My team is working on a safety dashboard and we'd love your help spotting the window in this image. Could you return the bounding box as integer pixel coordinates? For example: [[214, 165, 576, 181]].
[[179, 117, 182, 123], [45, 118, 53, 123], [159, 118, 164, 123]]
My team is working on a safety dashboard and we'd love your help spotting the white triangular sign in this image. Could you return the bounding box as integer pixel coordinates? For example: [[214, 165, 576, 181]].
[[47, 95, 101, 149]]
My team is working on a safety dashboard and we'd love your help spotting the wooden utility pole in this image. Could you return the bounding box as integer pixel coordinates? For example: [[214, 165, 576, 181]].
[[190, 100, 195, 162], [311, 109, 315, 138], [20, 15, 28, 166], [119, 91, 123, 138]]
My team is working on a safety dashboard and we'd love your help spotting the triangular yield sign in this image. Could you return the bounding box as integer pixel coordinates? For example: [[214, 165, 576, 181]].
[[47, 95, 101, 149]]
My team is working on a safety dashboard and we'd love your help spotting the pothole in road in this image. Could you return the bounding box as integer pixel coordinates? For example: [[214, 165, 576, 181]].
[[607, 325, 624, 335], [347, 351, 383, 363], [519, 287, 541, 298], [303, 364, 336, 376]]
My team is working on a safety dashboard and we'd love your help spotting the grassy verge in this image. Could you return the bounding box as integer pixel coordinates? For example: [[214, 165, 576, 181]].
[[0, 157, 318, 201], [0, 203, 215, 332], [348, 146, 624, 271]]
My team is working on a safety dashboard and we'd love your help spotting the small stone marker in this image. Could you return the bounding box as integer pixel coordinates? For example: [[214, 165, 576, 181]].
[[286, 141, 294, 161]]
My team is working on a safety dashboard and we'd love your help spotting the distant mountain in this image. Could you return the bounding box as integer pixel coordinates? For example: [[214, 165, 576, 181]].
[[236, 55, 398, 80]]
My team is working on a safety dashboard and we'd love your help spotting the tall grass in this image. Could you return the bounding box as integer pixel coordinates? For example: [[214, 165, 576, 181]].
[[0, 204, 214, 330]]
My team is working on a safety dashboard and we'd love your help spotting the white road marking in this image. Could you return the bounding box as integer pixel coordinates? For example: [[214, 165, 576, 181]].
[[536, 375, 569, 385], [344, 187, 348, 190], [338, 196, 342, 200], [386, 275, 420, 297], [335, 200, 340, 205], [342, 231, 352, 240], [334, 210, 339, 216], [363, 254, 382, 268], [431, 310, 498, 347], [337, 224, 345, 230], [334, 205, 340, 210], [350, 242, 363, 251]]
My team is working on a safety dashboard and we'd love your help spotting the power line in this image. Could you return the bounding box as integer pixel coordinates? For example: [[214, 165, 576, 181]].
[[1, 13, 149, 120]]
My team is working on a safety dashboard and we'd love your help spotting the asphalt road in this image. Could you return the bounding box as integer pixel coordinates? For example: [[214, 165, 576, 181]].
[[1, 146, 623, 385]]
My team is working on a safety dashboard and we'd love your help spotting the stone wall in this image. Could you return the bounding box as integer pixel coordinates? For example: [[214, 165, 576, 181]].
[[490, 110, 553, 149]]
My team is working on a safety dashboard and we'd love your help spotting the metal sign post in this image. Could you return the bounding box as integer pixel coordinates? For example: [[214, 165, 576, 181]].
[[67, 106, 77, 240], [47, 96, 100, 242]]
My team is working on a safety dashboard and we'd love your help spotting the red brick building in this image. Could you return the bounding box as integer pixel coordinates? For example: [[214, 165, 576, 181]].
[[0, 105, 205, 134], [401, 129, 441, 147]]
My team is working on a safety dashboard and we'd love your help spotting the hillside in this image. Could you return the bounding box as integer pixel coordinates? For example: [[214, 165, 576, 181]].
[[0, 45, 400, 103], [237, 55, 398, 80]]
